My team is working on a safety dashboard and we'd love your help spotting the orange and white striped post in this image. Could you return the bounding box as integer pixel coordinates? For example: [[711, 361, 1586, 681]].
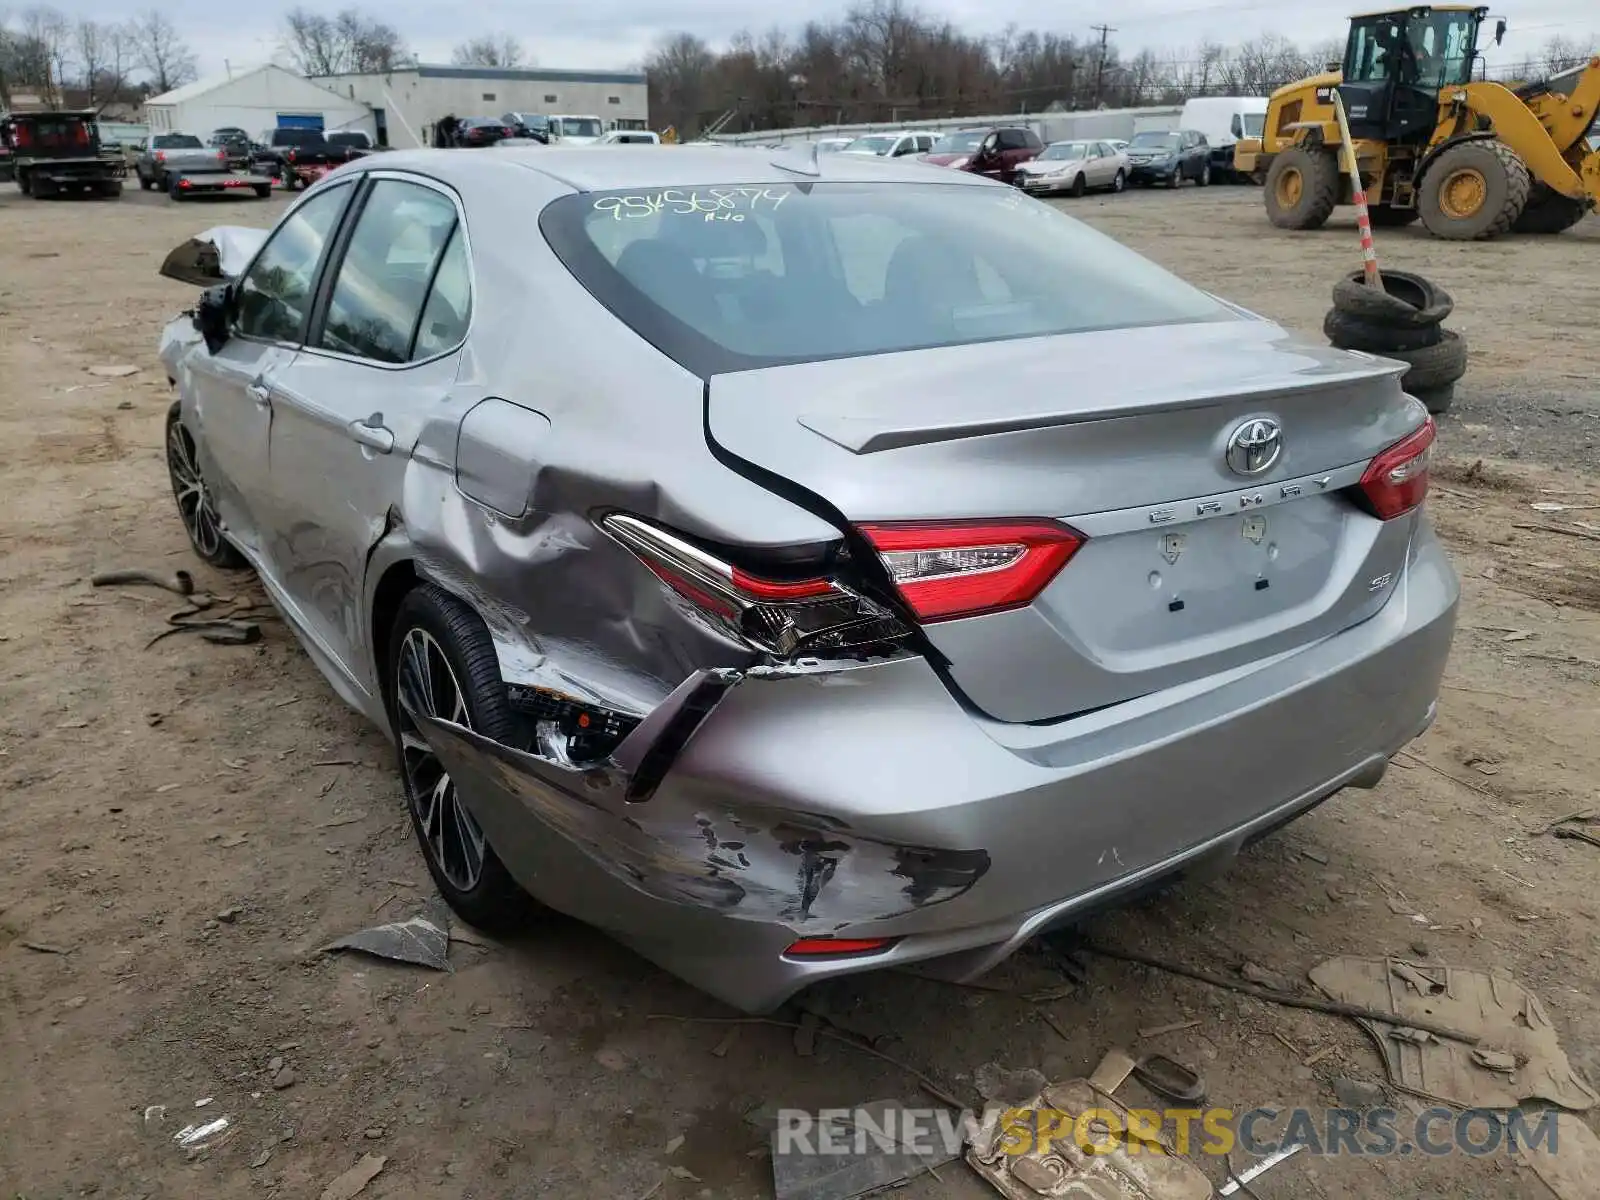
[[1330, 89, 1383, 288]]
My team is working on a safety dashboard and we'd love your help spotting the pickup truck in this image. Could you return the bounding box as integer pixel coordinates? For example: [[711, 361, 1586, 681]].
[[249, 128, 346, 189], [1, 110, 128, 198], [135, 132, 229, 192]]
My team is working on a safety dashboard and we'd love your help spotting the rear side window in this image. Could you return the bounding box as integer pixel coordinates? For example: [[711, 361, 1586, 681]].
[[316, 179, 461, 363], [541, 182, 1235, 377], [235, 183, 352, 343], [412, 227, 472, 358]]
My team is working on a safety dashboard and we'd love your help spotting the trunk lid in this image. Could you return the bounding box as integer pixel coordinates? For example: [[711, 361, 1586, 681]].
[[707, 318, 1424, 723]]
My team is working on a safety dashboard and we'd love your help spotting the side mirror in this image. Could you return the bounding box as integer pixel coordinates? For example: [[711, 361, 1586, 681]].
[[196, 283, 233, 354], [1494, 18, 1506, 44]]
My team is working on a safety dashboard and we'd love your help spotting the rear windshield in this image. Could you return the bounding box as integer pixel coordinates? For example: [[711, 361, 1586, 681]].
[[327, 132, 368, 145], [274, 129, 321, 145], [154, 133, 203, 149], [541, 182, 1234, 376]]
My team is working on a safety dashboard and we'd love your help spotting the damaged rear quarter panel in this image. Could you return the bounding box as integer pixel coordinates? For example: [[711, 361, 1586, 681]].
[[415, 659, 990, 936]]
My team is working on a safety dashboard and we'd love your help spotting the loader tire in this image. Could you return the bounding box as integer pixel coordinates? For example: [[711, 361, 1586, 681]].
[[1332, 269, 1453, 328], [1265, 147, 1339, 229], [1512, 189, 1589, 234], [1367, 204, 1421, 227], [1322, 308, 1443, 353], [1418, 140, 1529, 240], [1390, 329, 1468, 393]]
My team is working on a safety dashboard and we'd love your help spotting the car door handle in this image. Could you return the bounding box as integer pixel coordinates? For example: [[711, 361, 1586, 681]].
[[247, 381, 272, 406], [347, 416, 394, 454]]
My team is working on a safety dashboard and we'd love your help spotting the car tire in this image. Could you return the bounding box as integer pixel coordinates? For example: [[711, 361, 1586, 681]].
[[169, 178, 184, 201], [1323, 308, 1444, 353], [138, 171, 153, 191], [18, 172, 32, 195], [1264, 146, 1339, 229], [1070, 173, 1086, 198], [1112, 169, 1125, 193], [254, 184, 271, 198], [1199, 161, 1212, 186], [1411, 383, 1455, 416], [386, 583, 536, 932], [1332, 269, 1453, 328], [1512, 187, 1589, 234], [165, 401, 248, 569], [1390, 329, 1468, 392]]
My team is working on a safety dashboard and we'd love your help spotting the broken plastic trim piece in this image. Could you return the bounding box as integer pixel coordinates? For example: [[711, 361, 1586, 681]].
[[599, 512, 910, 658], [622, 669, 740, 802]]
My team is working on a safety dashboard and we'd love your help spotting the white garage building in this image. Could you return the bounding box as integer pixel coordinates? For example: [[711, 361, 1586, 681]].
[[144, 64, 375, 141], [313, 64, 650, 150]]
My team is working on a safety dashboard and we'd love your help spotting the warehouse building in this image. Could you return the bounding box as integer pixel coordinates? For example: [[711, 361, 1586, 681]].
[[144, 64, 374, 140], [313, 64, 650, 149]]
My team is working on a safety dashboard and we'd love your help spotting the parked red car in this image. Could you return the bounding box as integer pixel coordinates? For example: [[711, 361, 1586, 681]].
[[455, 117, 516, 147], [921, 126, 1043, 183]]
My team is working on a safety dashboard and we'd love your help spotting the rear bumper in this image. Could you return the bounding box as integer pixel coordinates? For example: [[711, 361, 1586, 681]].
[[173, 171, 271, 194], [423, 520, 1458, 1012]]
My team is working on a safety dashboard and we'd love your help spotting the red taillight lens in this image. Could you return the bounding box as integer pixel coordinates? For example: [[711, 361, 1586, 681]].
[[856, 519, 1085, 623], [784, 937, 894, 957], [1358, 417, 1435, 520], [75, 123, 90, 146], [217, 149, 227, 162], [13, 125, 31, 149], [600, 514, 909, 657], [154, 150, 165, 163]]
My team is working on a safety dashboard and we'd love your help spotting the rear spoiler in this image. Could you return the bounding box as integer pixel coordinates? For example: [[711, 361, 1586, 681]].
[[158, 226, 267, 287]]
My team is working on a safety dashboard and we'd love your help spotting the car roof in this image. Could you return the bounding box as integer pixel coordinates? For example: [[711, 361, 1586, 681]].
[[349, 145, 992, 193]]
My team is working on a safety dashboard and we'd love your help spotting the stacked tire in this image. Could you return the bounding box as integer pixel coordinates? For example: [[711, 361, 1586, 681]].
[[1322, 269, 1464, 416]]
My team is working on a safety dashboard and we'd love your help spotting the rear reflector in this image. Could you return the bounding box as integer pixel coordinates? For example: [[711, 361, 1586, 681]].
[[857, 519, 1085, 622], [1358, 417, 1435, 520], [784, 937, 893, 957]]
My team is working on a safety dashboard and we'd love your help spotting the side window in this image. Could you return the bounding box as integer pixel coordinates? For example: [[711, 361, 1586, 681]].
[[1025, 131, 1044, 150], [235, 183, 351, 343], [412, 226, 472, 359], [316, 179, 459, 364]]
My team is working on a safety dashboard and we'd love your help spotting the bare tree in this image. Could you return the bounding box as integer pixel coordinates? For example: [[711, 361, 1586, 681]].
[[451, 33, 525, 69], [1541, 34, 1598, 73], [130, 9, 196, 93], [283, 7, 407, 76], [75, 18, 132, 105]]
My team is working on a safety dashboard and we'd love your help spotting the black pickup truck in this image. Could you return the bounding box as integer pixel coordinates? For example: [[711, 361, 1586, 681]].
[[248, 127, 346, 189], [1, 109, 127, 198]]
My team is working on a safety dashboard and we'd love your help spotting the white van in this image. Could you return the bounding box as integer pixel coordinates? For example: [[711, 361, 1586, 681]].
[[1178, 97, 1267, 182]]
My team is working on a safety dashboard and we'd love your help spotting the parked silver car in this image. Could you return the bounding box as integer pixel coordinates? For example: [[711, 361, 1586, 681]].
[[157, 148, 1458, 1012], [1014, 139, 1130, 196]]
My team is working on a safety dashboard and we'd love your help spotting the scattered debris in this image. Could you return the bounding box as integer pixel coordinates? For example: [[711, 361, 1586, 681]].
[[173, 1116, 232, 1151], [1138, 1019, 1199, 1039], [1219, 1143, 1305, 1197], [977, 1062, 1051, 1104], [91, 568, 194, 596], [664, 1134, 684, 1155], [968, 1078, 1210, 1200], [667, 1165, 701, 1182], [1301, 848, 1330, 865], [771, 1099, 957, 1200], [318, 816, 365, 829], [249, 1145, 274, 1169], [20, 940, 74, 955], [1132, 1054, 1205, 1104], [710, 1027, 739, 1058], [1501, 630, 1534, 643], [1332, 1077, 1386, 1108], [1309, 957, 1598, 1109], [318, 1153, 387, 1200], [144, 1105, 167, 1126], [322, 902, 453, 972], [794, 1011, 821, 1058], [1083, 943, 1480, 1042], [1036, 1009, 1072, 1043], [216, 907, 243, 924], [1239, 961, 1293, 992], [87, 364, 140, 378], [271, 1066, 297, 1091], [1302, 1045, 1337, 1067]]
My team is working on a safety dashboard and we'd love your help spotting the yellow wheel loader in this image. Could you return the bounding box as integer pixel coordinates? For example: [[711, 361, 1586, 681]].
[[1236, 6, 1600, 239]]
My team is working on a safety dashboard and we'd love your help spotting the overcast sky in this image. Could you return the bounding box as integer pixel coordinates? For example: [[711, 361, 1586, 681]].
[[62, 0, 1600, 78]]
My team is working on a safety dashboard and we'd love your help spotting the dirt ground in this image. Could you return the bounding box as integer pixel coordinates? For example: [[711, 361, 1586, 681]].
[[1, 182, 1597, 1200]]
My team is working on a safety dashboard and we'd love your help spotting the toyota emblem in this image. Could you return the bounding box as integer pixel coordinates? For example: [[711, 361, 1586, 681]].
[[1225, 418, 1283, 477]]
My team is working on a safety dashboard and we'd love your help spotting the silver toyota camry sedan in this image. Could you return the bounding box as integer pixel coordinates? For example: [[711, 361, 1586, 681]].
[[157, 146, 1458, 1012]]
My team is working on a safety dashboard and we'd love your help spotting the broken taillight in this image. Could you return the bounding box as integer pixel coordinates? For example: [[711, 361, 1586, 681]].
[[856, 518, 1085, 623], [600, 514, 908, 658], [1358, 417, 1435, 520]]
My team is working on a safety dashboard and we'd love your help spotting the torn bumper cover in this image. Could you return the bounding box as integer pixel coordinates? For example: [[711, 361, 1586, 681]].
[[421, 527, 1457, 1013]]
